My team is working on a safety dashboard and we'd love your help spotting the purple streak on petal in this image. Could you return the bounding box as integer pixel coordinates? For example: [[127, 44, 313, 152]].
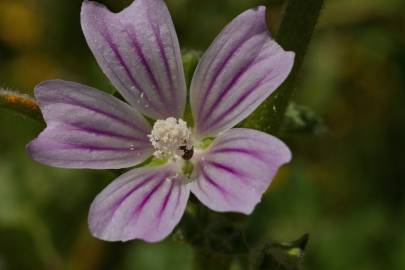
[[96, 21, 160, 113], [200, 167, 227, 196], [101, 171, 167, 236], [148, 14, 175, 101], [108, 172, 158, 202], [108, 173, 160, 219], [203, 67, 272, 130], [40, 92, 148, 134], [201, 56, 267, 123], [98, 25, 140, 92], [27, 130, 151, 169], [124, 25, 168, 107], [27, 148, 139, 164], [28, 80, 152, 169], [211, 147, 266, 163], [89, 166, 191, 242], [82, 2, 155, 112], [207, 136, 256, 146], [124, 178, 167, 230], [173, 184, 183, 215], [81, 0, 186, 119], [196, 175, 210, 198], [190, 6, 295, 139], [66, 122, 148, 143], [205, 160, 245, 178], [191, 128, 291, 214], [197, 35, 268, 123], [196, 30, 262, 122], [191, 6, 267, 125], [158, 180, 176, 222], [138, 179, 166, 212], [51, 142, 143, 152]]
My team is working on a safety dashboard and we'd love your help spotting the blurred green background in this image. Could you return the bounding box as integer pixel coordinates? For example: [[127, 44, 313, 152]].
[[0, 0, 404, 269]]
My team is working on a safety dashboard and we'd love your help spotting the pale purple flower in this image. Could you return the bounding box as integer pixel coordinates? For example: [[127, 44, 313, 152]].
[[27, 0, 294, 242]]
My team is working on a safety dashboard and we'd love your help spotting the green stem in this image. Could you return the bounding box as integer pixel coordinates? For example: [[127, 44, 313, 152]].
[[242, 0, 324, 134], [0, 89, 44, 123]]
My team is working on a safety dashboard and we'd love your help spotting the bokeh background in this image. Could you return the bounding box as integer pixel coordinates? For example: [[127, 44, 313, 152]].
[[0, 0, 404, 269]]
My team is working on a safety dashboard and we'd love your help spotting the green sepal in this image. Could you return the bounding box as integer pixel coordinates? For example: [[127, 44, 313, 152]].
[[198, 137, 215, 150], [181, 49, 202, 128], [182, 160, 194, 178]]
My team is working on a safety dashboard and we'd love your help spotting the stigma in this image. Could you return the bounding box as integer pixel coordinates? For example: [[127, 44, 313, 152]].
[[148, 117, 193, 160]]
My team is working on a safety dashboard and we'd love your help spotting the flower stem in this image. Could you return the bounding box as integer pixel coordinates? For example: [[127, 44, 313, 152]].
[[242, 0, 324, 134], [0, 88, 44, 123]]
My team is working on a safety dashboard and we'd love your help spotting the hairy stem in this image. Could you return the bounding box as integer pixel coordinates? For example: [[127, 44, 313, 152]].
[[242, 0, 325, 134], [0, 89, 44, 123]]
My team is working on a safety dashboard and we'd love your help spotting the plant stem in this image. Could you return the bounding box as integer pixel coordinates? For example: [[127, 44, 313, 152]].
[[0, 89, 44, 123], [243, 0, 324, 134]]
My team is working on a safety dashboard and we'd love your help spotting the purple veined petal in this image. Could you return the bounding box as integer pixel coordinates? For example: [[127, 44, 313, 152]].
[[190, 128, 291, 214], [89, 165, 190, 242], [27, 80, 153, 169], [81, 0, 186, 120], [190, 6, 295, 139]]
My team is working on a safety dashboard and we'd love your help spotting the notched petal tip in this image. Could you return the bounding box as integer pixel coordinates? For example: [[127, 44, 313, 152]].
[[81, 0, 105, 12], [33, 79, 69, 100], [191, 4, 297, 139], [284, 50, 296, 73], [252, 5, 266, 15], [80, 0, 107, 24], [81, 0, 186, 120], [27, 80, 153, 169], [26, 138, 41, 163]]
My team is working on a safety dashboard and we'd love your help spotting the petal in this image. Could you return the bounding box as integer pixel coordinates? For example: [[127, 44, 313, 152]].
[[81, 0, 186, 119], [191, 128, 291, 214], [190, 6, 294, 139], [89, 165, 190, 242], [27, 80, 152, 169]]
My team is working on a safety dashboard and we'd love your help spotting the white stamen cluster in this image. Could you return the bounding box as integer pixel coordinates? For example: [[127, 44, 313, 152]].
[[148, 117, 192, 159]]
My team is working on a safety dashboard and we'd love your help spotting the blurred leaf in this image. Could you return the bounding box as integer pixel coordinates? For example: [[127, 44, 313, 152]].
[[0, 161, 61, 269], [281, 102, 326, 136], [252, 234, 309, 270], [123, 240, 193, 270]]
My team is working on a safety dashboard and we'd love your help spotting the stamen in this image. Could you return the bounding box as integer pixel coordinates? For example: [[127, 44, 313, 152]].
[[148, 117, 193, 159]]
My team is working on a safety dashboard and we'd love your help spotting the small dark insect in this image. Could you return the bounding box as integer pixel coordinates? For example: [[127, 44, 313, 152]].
[[180, 146, 194, 160]]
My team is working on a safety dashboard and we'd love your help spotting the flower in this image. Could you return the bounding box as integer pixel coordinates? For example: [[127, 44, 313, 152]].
[[27, 0, 294, 242]]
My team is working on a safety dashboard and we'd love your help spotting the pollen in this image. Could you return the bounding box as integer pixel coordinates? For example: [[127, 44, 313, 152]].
[[148, 117, 192, 159]]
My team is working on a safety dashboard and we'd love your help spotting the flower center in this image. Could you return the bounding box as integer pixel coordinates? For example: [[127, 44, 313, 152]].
[[148, 117, 193, 160]]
